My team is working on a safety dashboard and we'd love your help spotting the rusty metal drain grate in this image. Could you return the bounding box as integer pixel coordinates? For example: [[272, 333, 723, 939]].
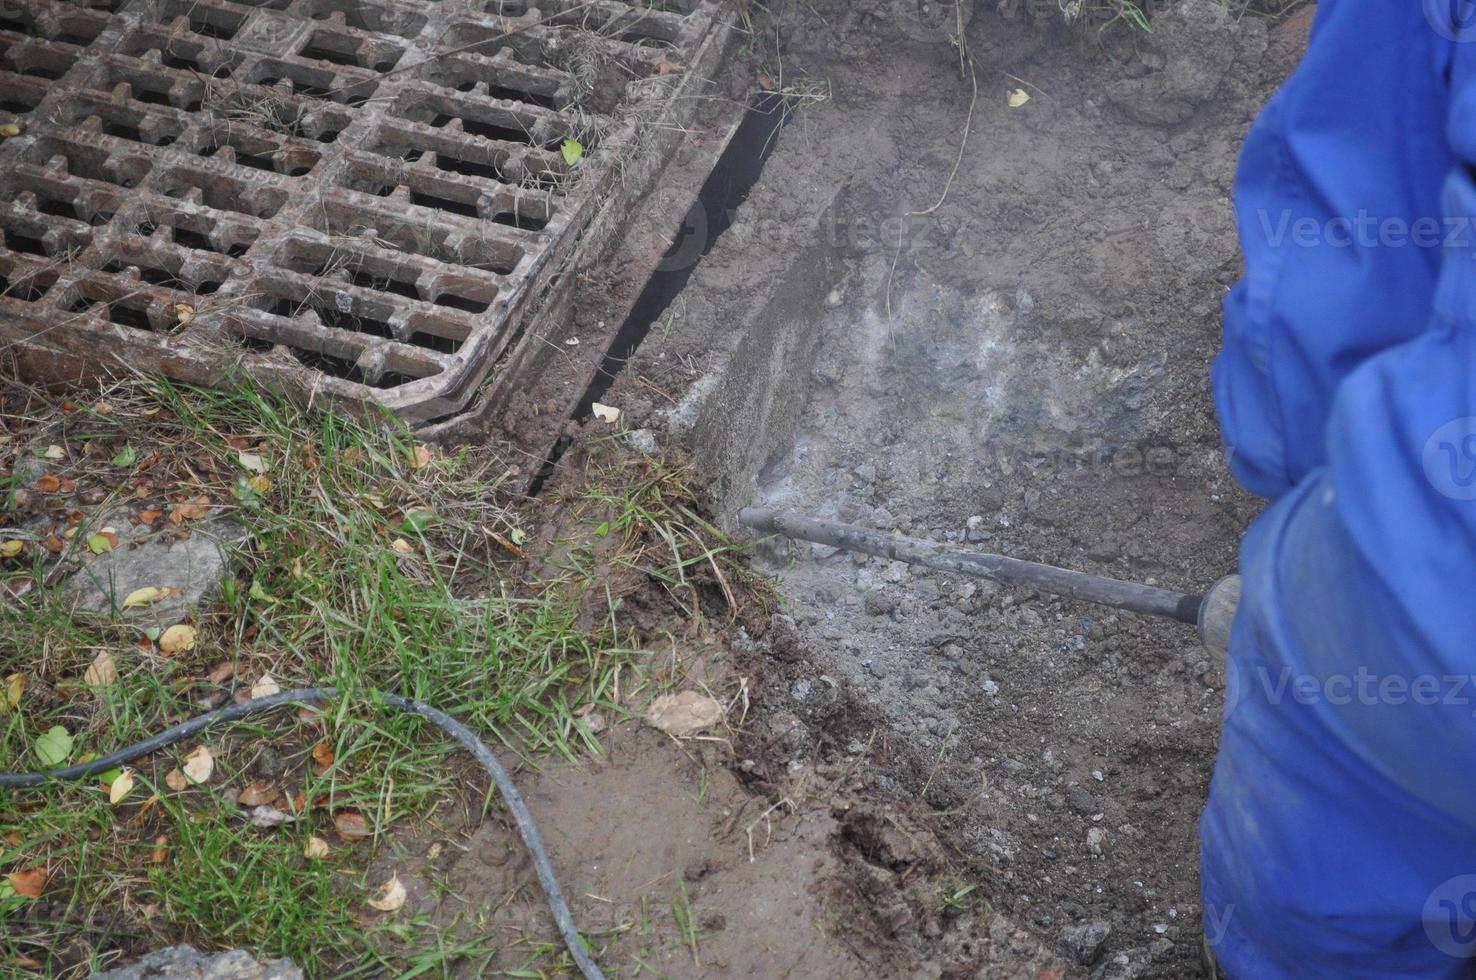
[[0, 0, 723, 424]]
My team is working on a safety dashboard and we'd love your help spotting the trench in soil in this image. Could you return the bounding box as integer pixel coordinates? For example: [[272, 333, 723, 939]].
[[528, 93, 788, 494]]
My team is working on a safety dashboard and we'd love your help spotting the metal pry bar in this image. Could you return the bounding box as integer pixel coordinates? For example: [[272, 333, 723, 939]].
[[737, 507, 1204, 625]]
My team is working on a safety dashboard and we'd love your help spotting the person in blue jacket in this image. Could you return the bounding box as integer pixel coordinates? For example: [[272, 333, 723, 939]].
[[1204, 0, 1476, 975]]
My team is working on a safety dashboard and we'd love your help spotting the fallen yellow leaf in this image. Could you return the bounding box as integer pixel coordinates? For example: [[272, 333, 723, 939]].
[[251, 673, 280, 698], [1007, 88, 1031, 108], [410, 444, 432, 469], [4, 673, 23, 710], [303, 836, 331, 859], [391, 538, 415, 555], [158, 624, 196, 656], [367, 874, 406, 912], [0, 123, 21, 138], [591, 402, 620, 424], [174, 302, 195, 325], [122, 586, 168, 609], [0, 540, 23, 559], [83, 651, 117, 687], [164, 768, 189, 792], [181, 745, 213, 784], [108, 769, 135, 804]]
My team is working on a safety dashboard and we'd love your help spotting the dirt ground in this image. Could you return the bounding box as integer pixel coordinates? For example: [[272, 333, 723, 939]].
[[0, 1, 1323, 977], [505, 1, 1313, 976]]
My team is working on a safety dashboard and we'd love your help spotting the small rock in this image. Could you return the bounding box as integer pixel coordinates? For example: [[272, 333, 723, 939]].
[[790, 679, 813, 702], [863, 592, 897, 617], [1086, 827, 1108, 855], [965, 515, 989, 542], [1062, 920, 1112, 965], [94, 945, 302, 979], [1066, 783, 1098, 815], [624, 429, 658, 454], [251, 746, 287, 780]]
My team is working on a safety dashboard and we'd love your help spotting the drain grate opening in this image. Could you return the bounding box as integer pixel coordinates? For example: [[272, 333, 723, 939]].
[[303, 0, 428, 38], [0, 0, 725, 422], [0, 259, 57, 303]]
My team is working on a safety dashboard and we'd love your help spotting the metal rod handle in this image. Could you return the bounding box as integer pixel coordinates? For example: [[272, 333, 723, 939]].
[[738, 507, 1203, 625]]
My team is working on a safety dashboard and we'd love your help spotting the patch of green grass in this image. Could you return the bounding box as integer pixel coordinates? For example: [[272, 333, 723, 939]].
[[0, 378, 747, 974]]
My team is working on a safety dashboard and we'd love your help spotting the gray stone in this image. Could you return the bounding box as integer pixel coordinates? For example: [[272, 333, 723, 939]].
[[94, 945, 302, 979], [624, 428, 659, 454], [1062, 920, 1112, 965], [1066, 783, 1099, 815], [62, 517, 245, 622]]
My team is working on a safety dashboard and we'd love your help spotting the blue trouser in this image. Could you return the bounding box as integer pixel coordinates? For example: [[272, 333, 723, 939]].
[[1207, 1, 1476, 975]]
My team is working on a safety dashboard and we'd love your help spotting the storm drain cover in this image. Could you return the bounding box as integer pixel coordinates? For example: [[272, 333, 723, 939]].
[[0, 0, 721, 423]]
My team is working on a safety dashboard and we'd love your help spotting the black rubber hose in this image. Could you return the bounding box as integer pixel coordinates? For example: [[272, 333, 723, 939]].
[[0, 688, 606, 980]]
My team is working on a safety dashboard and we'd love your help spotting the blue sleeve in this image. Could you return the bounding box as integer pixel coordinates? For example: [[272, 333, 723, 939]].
[[1202, 5, 1476, 977], [1213, 0, 1452, 498]]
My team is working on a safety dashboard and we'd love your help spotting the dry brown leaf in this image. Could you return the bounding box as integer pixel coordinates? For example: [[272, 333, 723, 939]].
[[34, 475, 61, 493], [150, 836, 168, 864], [410, 444, 432, 469], [333, 811, 371, 840], [6, 868, 46, 898], [311, 741, 335, 769], [164, 768, 188, 791], [250, 673, 280, 698], [169, 496, 211, 525], [645, 691, 724, 738], [238, 780, 278, 807], [181, 745, 213, 784], [481, 526, 528, 561], [174, 302, 194, 325], [390, 538, 415, 555], [656, 61, 686, 75], [367, 874, 406, 912], [303, 835, 331, 859], [137, 509, 163, 526], [205, 662, 235, 684], [158, 624, 197, 656], [83, 651, 117, 687]]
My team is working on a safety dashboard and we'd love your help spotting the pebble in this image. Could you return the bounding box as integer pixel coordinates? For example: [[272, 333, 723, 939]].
[[1062, 920, 1111, 965], [1086, 827, 1108, 855], [1066, 783, 1098, 815]]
